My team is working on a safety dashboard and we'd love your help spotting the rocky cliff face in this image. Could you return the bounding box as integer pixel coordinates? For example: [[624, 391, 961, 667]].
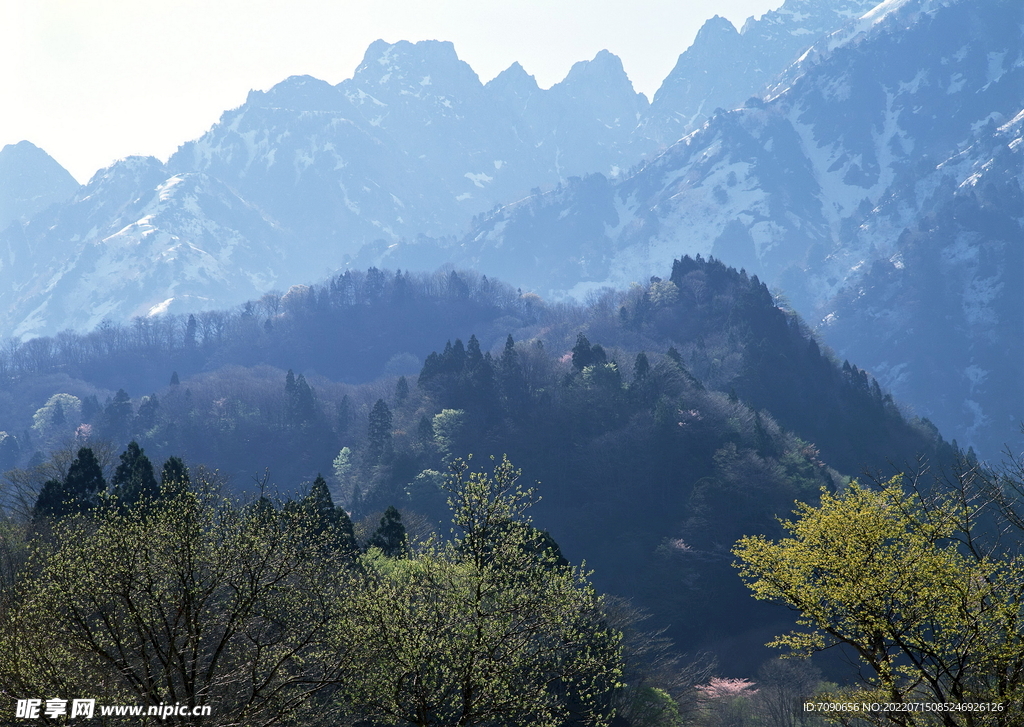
[[642, 0, 880, 145], [166, 40, 651, 269], [0, 40, 653, 338], [446, 0, 1024, 457]]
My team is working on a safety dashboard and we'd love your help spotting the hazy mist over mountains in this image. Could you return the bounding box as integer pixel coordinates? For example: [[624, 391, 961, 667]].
[[0, 0, 1021, 461], [2, 0, 1024, 696]]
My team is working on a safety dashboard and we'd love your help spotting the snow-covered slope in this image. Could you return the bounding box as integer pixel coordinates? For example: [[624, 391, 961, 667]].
[[643, 0, 880, 146], [0, 141, 80, 232], [0, 0, 874, 341], [822, 108, 1024, 458], [456, 0, 1021, 298], [0, 157, 287, 335], [0, 40, 653, 338], [167, 40, 651, 269], [447, 0, 1023, 457], [1, 0, 1019, 459]]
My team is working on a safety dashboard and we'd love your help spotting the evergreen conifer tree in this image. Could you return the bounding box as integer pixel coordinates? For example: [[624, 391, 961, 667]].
[[98, 389, 133, 441], [337, 395, 351, 436], [135, 394, 160, 432], [51, 400, 66, 428], [33, 480, 67, 522], [160, 456, 190, 495], [395, 376, 410, 404], [633, 352, 650, 381], [572, 333, 594, 371], [290, 374, 317, 425], [34, 447, 106, 520], [367, 505, 409, 557], [0, 432, 19, 471], [449, 339, 467, 373], [112, 441, 158, 508], [497, 335, 527, 413], [366, 399, 393, 463], [81, 395, 101, 422], [303, 474, 357, 557], [184, 314, 197, 347]]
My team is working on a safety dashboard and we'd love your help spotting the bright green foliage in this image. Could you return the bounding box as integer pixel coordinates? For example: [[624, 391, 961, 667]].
[[339, 456, 622, 727], [734, 478, 1024, 725], [432, 408, 466, 460], [6, 445, 638, 727], [4, 485, 352, 727]]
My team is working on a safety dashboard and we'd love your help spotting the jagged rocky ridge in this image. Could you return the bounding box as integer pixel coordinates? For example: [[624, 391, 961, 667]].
[[424, 0, 1022, 458], [0, 0, 876, 339], [0, 0, 1020, 458]]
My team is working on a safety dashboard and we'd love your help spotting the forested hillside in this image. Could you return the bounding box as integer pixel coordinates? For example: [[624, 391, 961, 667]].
[[0, 258, 956, 677]]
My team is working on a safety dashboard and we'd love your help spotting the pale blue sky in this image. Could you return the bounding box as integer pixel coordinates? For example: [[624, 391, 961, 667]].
[[2, 0, 782, 183]]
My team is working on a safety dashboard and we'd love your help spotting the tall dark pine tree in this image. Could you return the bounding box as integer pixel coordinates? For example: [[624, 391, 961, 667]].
[[0, 433, 19, 472], [285, 370, 317, 426], [366, 399, 393, 464], [337, 395, 352, 438], [51, 400, 66, 428], [368, 505, 409, 558], [185, 314, 197, 347], [631, 352, 653, 404], [449, 339, 467, 373], [292, 375, 317, 425], [98, 389, 133, 441], [135, 394, 160, 432], [462, 334, 496, 410], [303, 474, 357, 558], [33, 447, 106, 521], [160, 456, 190, 495], [498, 334, 527, 414], [570, 333, 605, 371], [633, 352, 650, 382], [81, 395, 101, 422], [395, 376, 410, 404], [112, 441, 158, 508]]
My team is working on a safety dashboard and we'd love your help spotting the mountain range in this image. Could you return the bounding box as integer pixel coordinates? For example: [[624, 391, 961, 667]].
[[0, 0, 1020, 458], [411, 0, 1024, 458]]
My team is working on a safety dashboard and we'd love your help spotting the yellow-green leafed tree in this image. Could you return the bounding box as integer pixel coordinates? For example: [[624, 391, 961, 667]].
[[337, 456, 623, 727], [733, 477, 1024, 726], [0, 484, 354, 727]]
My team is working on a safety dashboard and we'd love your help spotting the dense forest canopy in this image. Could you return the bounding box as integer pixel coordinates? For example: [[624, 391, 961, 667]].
[[0, 257, 998, 725]]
